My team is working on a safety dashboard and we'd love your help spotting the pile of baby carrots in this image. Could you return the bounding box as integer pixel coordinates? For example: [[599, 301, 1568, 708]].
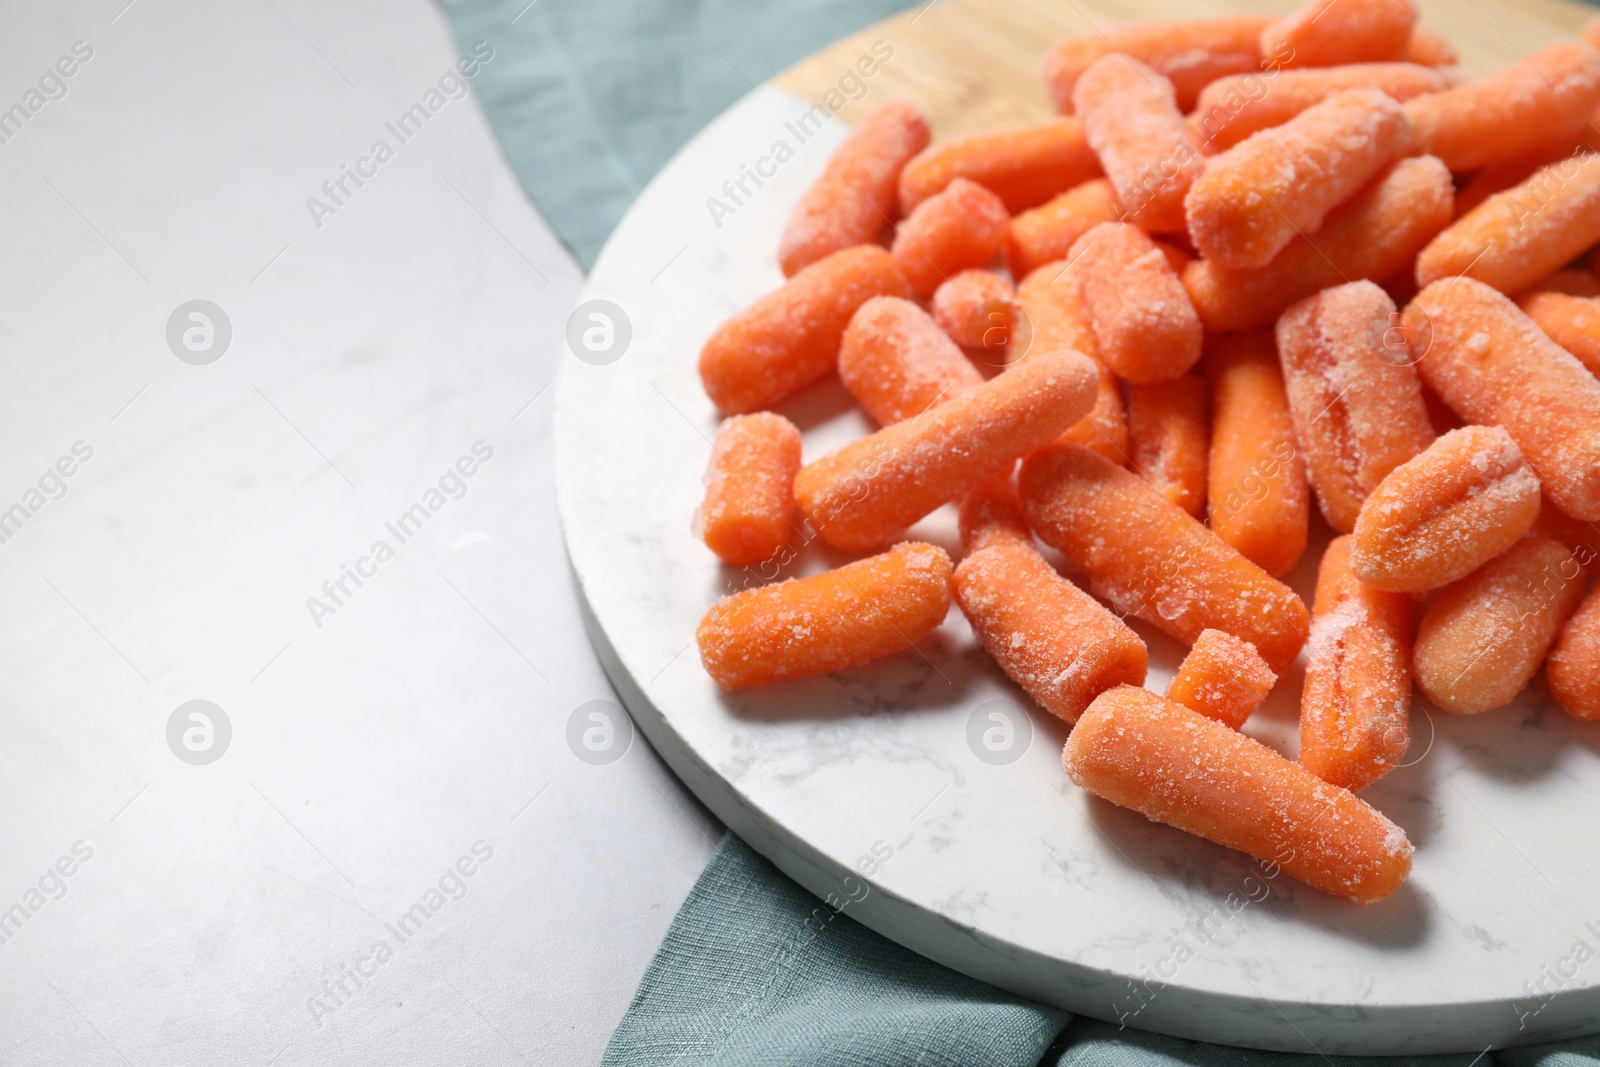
[[688, 0, 1600, 906]]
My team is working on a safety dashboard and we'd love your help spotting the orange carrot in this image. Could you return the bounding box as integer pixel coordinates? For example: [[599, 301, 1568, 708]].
[[1351, 425, 1541, 593], [931, 270, 1024, 364], [1153, 238, 1192, 274], [1517, 290, 1600, 378], [1193, 63, 1447, 154], [1549, 582, 1600, 720], [838, 297, 983, 426], [1165, 628, 1276, 729], [699, 245, 909, 414], [892, 177, 1010, 299], [778, 100, 930, 277], [1019, 441, 1310, 673], [958, 477, 1032, 553], [1127, 375, 1208, 517], [1262, 0, 1417, 70], [1063, 685, 1413, 905], [953, 540, 1147, 722], [1276, 280, 1436, 533], [1409, 277, 1600, 520], [1405, 41, 1600, 172], [1040, 17, 1273, 115], [1006, 178, 1122, 280], [1417, 152, 1600, 296], [1069, 222, 1202, 384], [1451, 136, 1590, 218], [1404, 26, 1458, 68], [1072, 54, 1201, 232], [696, 543, 951, 690], [1413, 537, 1586, 714], [1205, 331, 1310, 578], [1300, 535, 1415, 792], [898, 118, 1101, 215], [795, 350, 1098, 552], [1016, 262, 1130, 464], [1185, 89, 1413, 269], [1185, 155, 1453, 332], [1535, 494, 1600, 560], [695, 413, 802, 567], [1530, 269, 1600, 297]]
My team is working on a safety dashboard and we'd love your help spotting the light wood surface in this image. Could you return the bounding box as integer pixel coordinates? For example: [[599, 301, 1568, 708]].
[[775, 0, 1596, 137]]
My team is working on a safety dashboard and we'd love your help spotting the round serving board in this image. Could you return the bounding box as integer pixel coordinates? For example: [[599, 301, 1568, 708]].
[[555, 0, 1600, 1053]]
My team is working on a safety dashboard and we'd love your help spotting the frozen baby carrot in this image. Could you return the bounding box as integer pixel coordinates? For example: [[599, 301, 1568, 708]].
[[931, 270, 1023, 363], [1185, 155, 1454, 333], [695, 413, 802, 567], [898, 118, 1101, 215], [1165, 628, 1276, 729], [1194, 63, 1447, 154], [959, 478, 1032, 553], [1534, 494, 1600, 560], [697, 541, 952, 690], [1006, 178, 1122, 280], [699, 245, 909, 414], [1069, 222, 1202, 384], [1413, 537, 1586, 714], [1451, 135, 1589, 218], [1409, 278, 1600, 520], [1262, 0, 1417, 70], [1517, 290, 1600, 378], [795, 350, 1098, 552], [1405, 41, 1600, 173], [1072, 55, 1201, 232], [1127, 375, 1208, 517], [892, 177, 1010, 299], [1185, 89, 1413, 269], [1352, 426, 1541, 593], [1040, 17, 1272, 115], [1063, 685, 1413, 904], [1153, 238, 1192, 274], [1277, 281, 1436, 533], [778, 100, 930, 277], [1206, 331, 1310, 578], [1017, 263, 1129, 463], [1019, 442, 1310, 673], [953, 540, 1147, 723], [1416, 152, 1600, 296], [838, 297, 983, 426], [1404, 26, 1458, 68], [1549, 583, 1600, 720], [1301, 535, 1415, 792], [1530, 269, 1600, 298]]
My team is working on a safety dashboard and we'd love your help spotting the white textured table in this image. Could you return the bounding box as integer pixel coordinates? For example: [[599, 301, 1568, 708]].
[[0, 2, 716, 1065], [558, 72, 1600, 1058]]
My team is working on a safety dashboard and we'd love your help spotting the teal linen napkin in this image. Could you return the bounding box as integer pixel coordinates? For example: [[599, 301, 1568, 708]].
[[602, 835, 1066, 1067], [604, 836, 1598, 1067], [437, 0, 912, 267], [434, 0, 1600, 1061]]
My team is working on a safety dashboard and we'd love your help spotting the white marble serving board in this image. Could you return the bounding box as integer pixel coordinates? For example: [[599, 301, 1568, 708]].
[[553, 81, 1600, 1055]]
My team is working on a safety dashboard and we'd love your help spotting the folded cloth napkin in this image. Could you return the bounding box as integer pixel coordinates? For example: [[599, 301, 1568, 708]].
[[438, 0, 913, 267], [601, 835, 1597, 1067], [435, 0, 1600, 1061]]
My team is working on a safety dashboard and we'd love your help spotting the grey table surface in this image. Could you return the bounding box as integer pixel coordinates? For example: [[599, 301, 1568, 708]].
[[0, 1, 718, 1065]]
